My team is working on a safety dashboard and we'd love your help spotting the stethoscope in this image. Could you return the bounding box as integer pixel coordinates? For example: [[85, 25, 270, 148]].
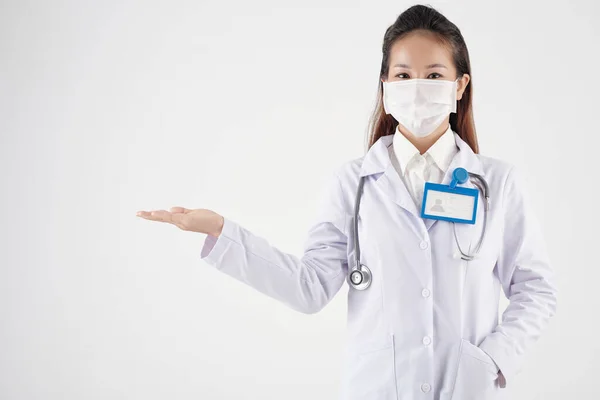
[[347, 167, 491, 291]]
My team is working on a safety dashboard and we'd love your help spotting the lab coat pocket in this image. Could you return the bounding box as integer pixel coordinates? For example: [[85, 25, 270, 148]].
[[342, 334, 398, 400], [450, 339, 500, 400]]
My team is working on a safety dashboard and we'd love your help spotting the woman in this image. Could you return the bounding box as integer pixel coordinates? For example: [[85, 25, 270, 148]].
[[137, 4, 557, 400]]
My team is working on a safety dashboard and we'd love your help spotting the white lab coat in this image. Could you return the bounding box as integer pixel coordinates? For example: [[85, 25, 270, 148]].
[[200, 132, 558, 400]]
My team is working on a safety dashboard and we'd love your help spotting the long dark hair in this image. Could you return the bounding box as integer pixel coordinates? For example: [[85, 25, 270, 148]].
[[367, 4, 479, 153]]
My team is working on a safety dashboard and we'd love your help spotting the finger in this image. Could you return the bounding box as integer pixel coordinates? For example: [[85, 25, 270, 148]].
[[137, 208, 188, 218], [139, 210, 173, 223]]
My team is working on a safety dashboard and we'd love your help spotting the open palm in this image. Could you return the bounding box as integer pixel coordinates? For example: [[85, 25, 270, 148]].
[[136, 206, 223, 236]]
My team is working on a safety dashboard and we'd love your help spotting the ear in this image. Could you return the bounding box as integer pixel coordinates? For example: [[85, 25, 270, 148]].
[[456, 73, 470, 101]]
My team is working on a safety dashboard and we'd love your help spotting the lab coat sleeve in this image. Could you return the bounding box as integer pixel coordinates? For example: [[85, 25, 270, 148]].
[[199, 169, 350, 314], [479, 165, 558, 387]]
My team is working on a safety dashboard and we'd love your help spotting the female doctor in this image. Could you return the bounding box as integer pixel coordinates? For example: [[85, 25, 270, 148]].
[[137, 4, 557, 400]]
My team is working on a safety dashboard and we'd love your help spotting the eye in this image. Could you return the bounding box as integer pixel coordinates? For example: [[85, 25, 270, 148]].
[[394, 72, 443, 79]]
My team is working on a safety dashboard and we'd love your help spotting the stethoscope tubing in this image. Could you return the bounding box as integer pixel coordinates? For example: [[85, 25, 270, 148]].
[[348, 172, 490, 290]]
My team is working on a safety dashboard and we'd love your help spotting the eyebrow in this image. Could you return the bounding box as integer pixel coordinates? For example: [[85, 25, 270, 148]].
[[393, 63, 447, 69]]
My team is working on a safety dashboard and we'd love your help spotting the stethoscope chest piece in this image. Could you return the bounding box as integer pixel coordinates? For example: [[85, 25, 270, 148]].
[[348, 264, 372, 290]]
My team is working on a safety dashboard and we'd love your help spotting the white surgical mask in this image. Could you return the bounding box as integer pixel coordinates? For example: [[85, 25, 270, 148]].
[[382, 78, 459, 137]]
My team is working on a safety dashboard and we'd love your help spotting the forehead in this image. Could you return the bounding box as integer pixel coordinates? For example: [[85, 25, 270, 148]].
[[389, 31, 453, 67]]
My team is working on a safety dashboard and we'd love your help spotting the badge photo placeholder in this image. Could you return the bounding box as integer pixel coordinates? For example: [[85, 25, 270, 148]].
[[420, 182, 479, 224]]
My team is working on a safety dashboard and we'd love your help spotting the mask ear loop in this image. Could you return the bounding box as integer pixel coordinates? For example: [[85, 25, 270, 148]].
[[454, 77, 460, 91]]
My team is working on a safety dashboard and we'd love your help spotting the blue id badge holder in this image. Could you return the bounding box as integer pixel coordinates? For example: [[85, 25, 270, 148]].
[[420, 167, 479, 224]]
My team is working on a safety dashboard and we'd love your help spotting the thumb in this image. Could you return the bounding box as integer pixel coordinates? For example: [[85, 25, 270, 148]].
[[170, 206, 192, 213]]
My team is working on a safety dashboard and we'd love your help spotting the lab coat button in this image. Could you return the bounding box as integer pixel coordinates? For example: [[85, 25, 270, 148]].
[[421, 383, 431, 393], [422, 336, 432, 346], [419, 240, 428, 250], [421, 288, 431, 298]]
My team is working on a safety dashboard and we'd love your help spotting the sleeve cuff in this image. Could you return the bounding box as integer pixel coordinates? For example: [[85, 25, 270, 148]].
[[200, 216, 237, 266]]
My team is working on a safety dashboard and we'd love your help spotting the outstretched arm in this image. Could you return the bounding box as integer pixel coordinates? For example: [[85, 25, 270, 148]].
[[200, 170, 350, 314]]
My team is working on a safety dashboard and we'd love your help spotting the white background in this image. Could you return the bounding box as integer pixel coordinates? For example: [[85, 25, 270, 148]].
[[1, 0, 598, 399]]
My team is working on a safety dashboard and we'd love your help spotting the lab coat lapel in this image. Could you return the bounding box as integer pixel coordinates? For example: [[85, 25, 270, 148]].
[[423, 133, 485, 232], [377, 161, 421, 219], [359, 135, 424, 237], [359, 133, 484, 234]]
